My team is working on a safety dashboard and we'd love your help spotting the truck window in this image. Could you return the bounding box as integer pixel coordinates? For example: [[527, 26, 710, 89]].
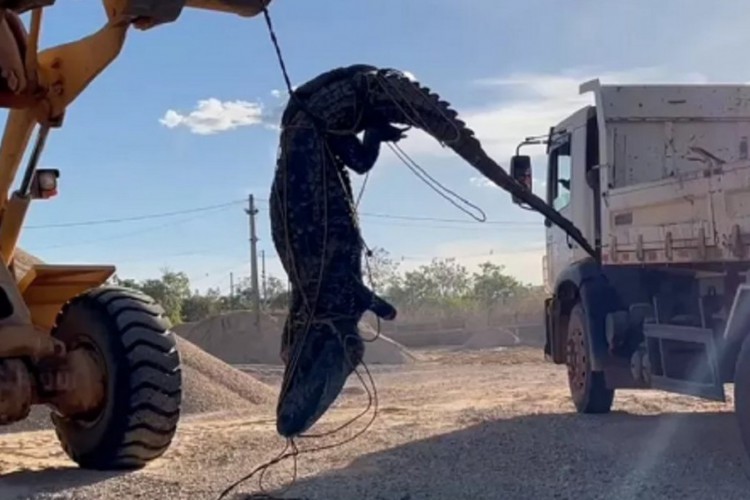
[[548, 139, 572, 211]]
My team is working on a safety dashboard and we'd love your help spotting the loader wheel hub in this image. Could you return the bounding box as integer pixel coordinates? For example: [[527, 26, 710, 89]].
[[43, 345, 107, 420]]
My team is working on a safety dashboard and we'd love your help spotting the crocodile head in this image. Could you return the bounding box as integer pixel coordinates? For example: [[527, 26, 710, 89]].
[[276, 317, 363, 438]]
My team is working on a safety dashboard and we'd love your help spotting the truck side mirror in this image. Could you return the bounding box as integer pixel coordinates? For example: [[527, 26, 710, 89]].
[[510, 155, 532, 205]]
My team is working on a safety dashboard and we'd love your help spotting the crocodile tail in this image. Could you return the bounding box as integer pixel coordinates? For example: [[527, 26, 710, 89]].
[[365, 68, 595, 256], [365, 68, 520, 192]]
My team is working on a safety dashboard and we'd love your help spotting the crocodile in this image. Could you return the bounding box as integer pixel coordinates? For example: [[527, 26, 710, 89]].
[[270, 63, 587, 438]]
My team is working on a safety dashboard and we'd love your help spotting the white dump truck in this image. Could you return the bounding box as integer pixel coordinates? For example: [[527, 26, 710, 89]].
[[509, 80, 750, 456]]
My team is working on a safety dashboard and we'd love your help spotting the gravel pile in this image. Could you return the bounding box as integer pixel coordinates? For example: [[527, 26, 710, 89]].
[[462, 326, 520, 350], [177, 311, 416, 366], [359, 322, 416, 365], [176, 336, 275, 408], [0, 336, 275, 435], [174, 310, 283, 365]]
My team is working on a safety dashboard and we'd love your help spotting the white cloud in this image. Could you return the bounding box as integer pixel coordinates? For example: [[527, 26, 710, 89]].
[[159, 98, 270, 135], [470, 175, 546, 191], [156, 70, 410, 138], [469, 176, 493, 188]]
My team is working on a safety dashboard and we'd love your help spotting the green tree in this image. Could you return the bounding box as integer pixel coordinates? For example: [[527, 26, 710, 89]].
[[228, 276, 252, 310], [138, 269, 191, 325], [471, 262, 522, 307], [264, 275, 289, 310], [265, 275, 286, 299], [387, 258, 471, 309], [364, 247, 401, 293], [181, 287, 222, 322], [104, 247, 537, 327], [110, 275, 141, 290]]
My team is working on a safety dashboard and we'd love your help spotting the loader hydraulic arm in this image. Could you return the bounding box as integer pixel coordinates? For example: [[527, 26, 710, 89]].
[[0, 0, 271, 265]]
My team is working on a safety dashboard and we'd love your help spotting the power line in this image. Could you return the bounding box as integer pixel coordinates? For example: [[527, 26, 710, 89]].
[[359, 212, 539, 226], [23, 206, 541, 255], [360, 219, 541, 232], [253, 198, 539, 227], [112, 246, 240, 264], [29, 206, 237, 250], [24, 199, 246, 229], [399, 247, 545, 261], [23, 195, 540, 230]]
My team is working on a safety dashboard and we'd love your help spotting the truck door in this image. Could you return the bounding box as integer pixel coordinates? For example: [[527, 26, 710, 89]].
[[545, 133, 574, 285]]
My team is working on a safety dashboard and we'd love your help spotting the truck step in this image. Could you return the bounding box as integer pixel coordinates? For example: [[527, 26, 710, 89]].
[[642, 324, 725, 402]]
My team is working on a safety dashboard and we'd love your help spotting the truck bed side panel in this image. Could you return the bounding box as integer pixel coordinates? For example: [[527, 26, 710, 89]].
[[588, 84, 750, 265]]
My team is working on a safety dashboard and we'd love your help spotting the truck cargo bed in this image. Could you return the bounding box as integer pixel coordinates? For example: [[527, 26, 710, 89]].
[[583, 82, 750, 265]]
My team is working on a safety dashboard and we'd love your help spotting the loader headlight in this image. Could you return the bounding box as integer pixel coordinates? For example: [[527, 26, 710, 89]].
[[30, 169, 59, 199], [38, 171, 57, 190]]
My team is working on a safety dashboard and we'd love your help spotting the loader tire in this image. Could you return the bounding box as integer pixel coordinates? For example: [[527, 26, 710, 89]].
[[566, 302, 614, 414], [50, 286, 182, 470]]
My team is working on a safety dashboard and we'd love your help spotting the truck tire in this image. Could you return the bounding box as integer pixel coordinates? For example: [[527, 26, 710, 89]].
[[566, 302, 614, 413], [49, 286, 182, 470], [733, 334, 750, 462]]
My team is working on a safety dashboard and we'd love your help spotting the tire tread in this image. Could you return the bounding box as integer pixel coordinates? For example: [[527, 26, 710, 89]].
[[51, 286, 182, 470]]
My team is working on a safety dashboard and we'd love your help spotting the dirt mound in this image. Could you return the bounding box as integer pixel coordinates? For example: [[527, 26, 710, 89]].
[[462, 327, 521, 350], [178, 311, 415, 366], [359, 323, 416, 365], [0, 336, 275, 435], [176, 336, 275, 409], [176, 310, 283, 365]]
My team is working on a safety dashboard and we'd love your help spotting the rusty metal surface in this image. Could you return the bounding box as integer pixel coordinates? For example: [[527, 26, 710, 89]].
[[0, 10, 28, 95], [0, 346, 105, 425], [40, 348, 106, 417], [113, 0, 270, 29], [12, 247, 43, 282], [0, 324, 63, 357], [0, 358, 32, 425], [0, 1, 55, 13], [116, 0, 185, 27], [0, 248, 65, 359]]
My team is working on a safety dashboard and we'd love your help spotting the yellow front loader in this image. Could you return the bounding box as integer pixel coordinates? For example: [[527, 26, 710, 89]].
[[0, 0, 271, 470]]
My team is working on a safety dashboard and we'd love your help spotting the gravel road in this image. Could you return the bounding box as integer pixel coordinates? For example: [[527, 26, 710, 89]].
[[2, 347, 750, 500]]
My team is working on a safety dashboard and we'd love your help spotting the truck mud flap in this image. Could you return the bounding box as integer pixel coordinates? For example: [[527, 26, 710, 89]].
[[643, 324, 725, 402]]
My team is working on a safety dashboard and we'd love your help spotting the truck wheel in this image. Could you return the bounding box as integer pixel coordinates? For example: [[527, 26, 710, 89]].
[[733, 334, 750, 462], [49, 286, 182, 470], [566, 302, 614, 413]]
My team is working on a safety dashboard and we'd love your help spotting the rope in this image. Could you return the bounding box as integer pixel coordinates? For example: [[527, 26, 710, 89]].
[[221, 5, 490, 498], [216, 5, 383, 499], [387, 142, 487, 222]]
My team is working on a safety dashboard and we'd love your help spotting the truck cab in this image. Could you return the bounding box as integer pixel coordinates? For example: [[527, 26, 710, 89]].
[[542, 105, 600, 294]]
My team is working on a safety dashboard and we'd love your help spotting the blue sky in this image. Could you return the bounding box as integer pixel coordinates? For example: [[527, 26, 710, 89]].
[[8, 0, 750, 291]]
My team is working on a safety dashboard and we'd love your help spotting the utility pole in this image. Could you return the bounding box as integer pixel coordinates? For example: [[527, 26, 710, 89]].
[[229, 272, 235, 310], [261, 250, 267, 303], [245, 194, 261, 331]]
